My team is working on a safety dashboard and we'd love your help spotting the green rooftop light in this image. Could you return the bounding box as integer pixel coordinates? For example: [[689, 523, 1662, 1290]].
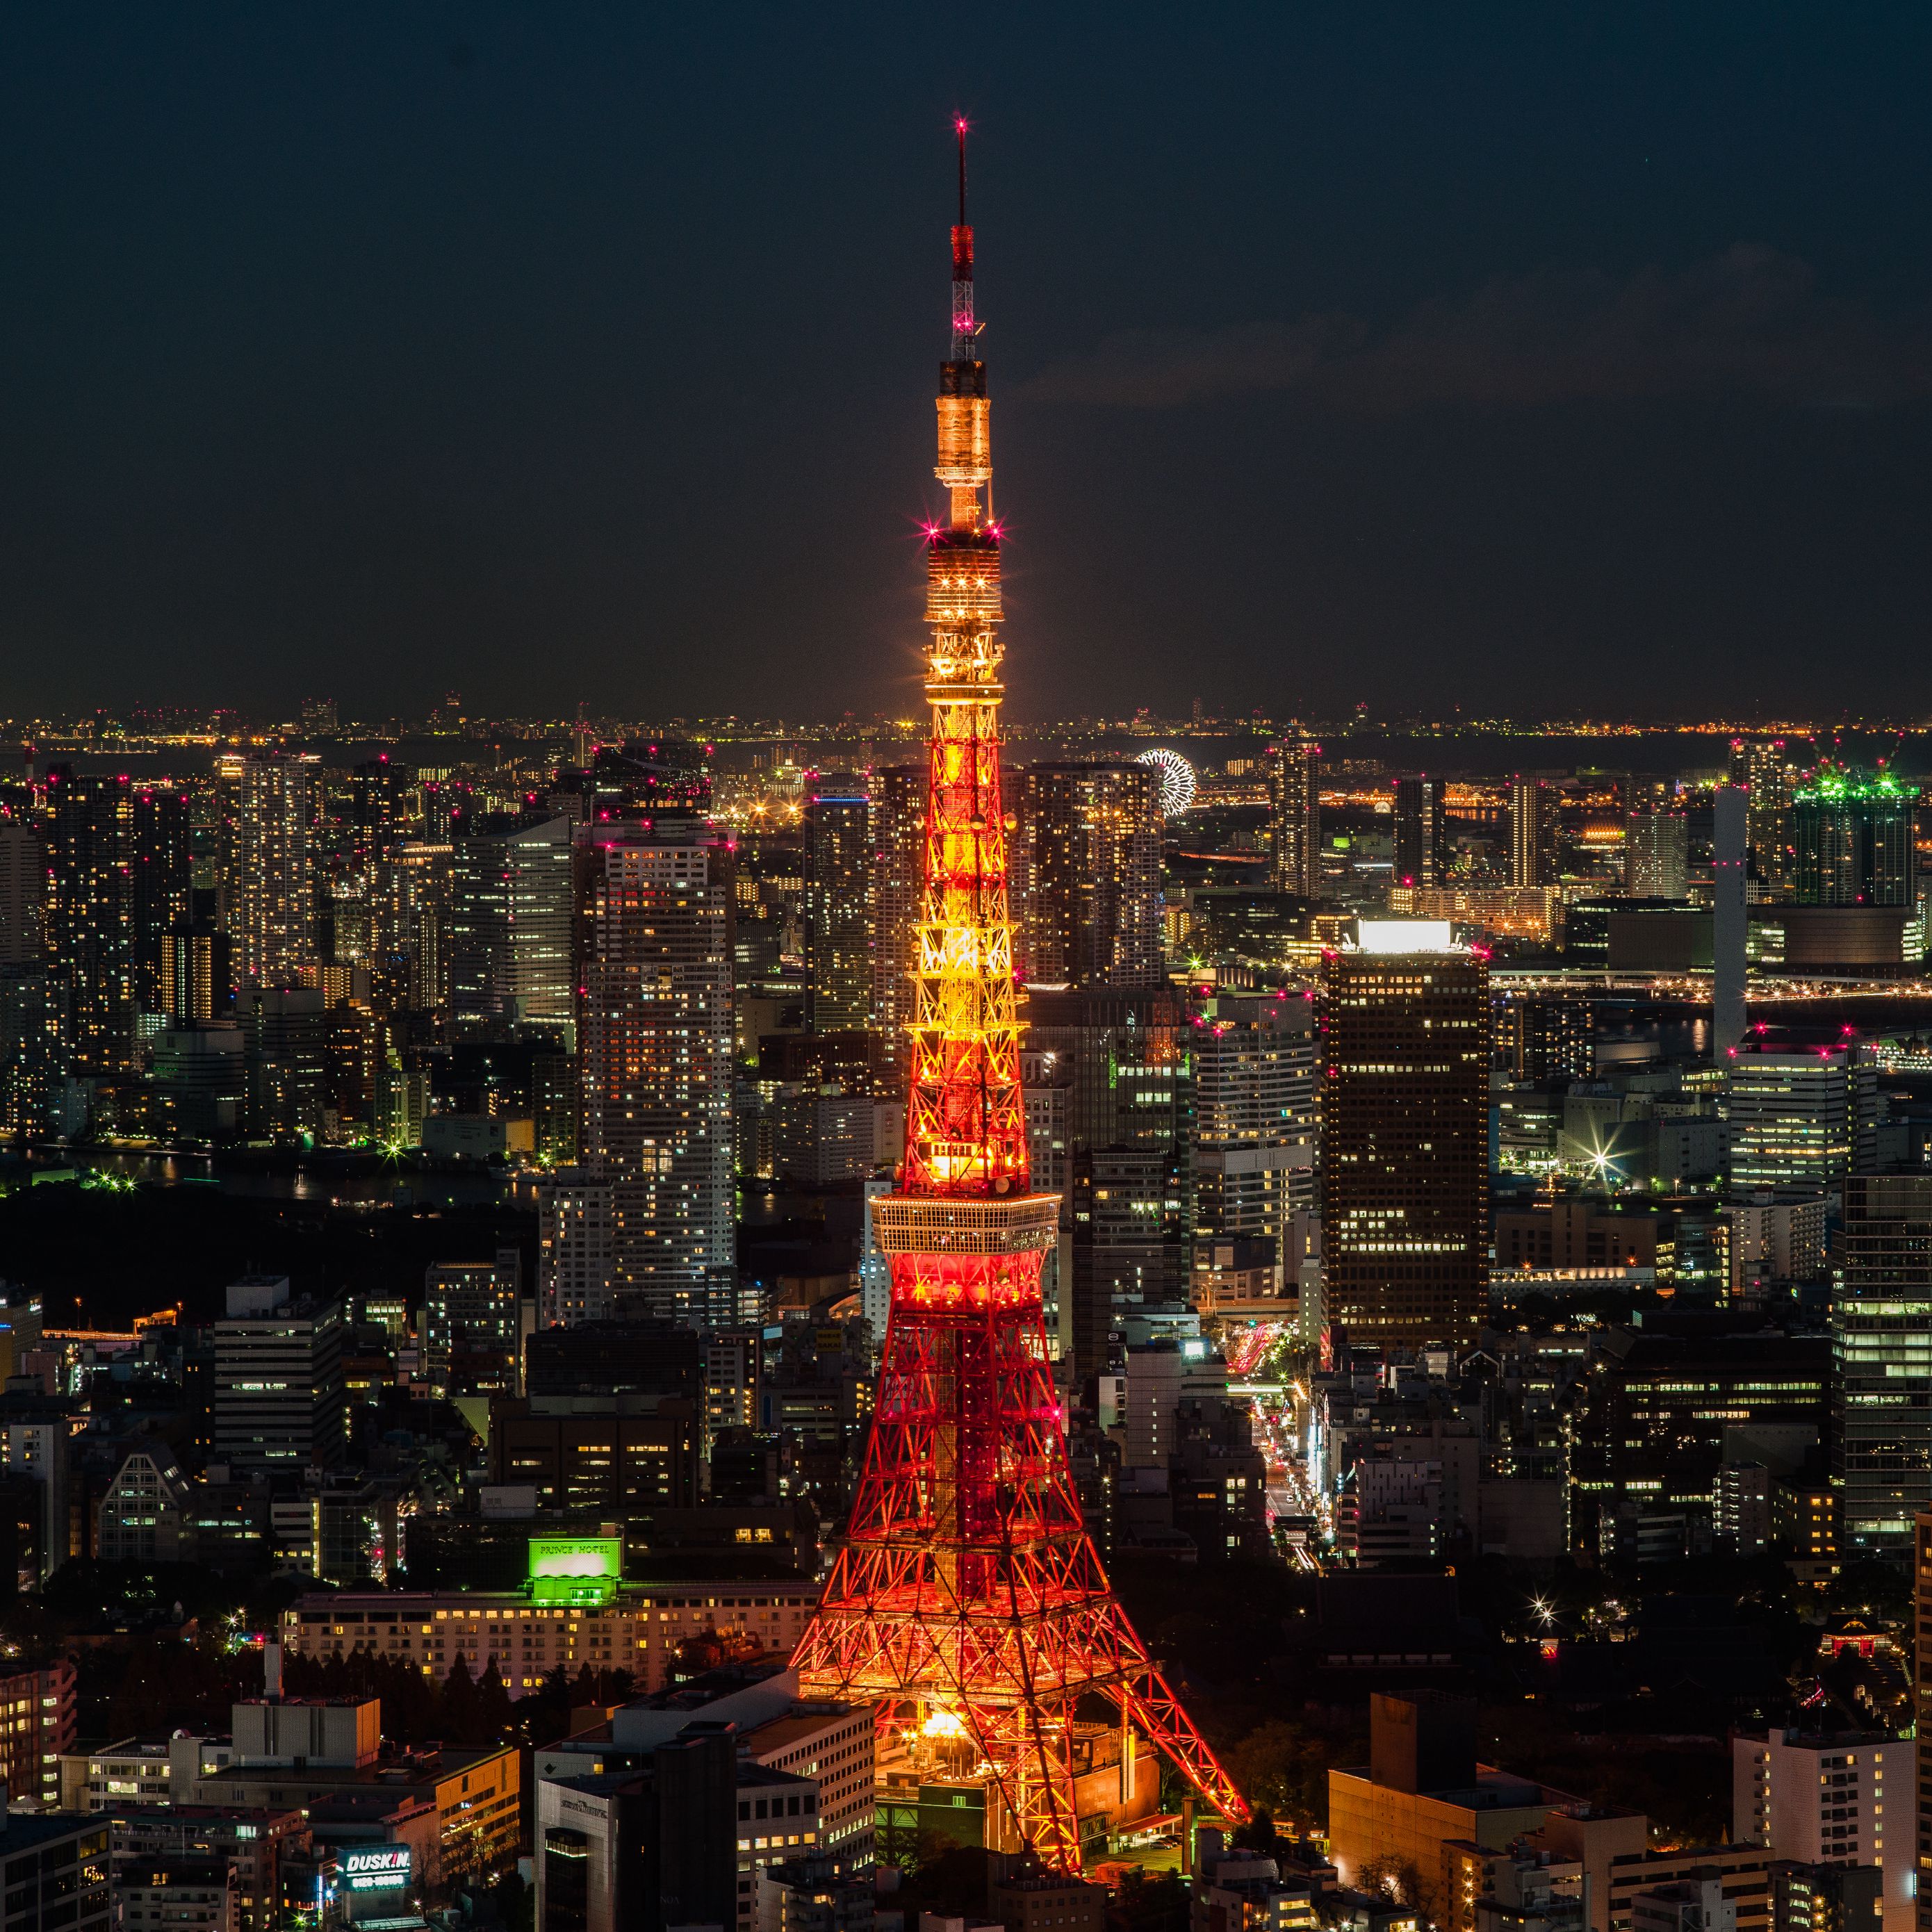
[[1792, 762, 1919, 805]]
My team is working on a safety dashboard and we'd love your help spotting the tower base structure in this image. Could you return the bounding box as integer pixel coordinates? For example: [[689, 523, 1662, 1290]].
[[793, 1193, 1247, 1871]]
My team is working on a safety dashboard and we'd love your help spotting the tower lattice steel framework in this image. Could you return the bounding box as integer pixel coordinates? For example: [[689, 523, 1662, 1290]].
[[791, 124, 1247, 1873]]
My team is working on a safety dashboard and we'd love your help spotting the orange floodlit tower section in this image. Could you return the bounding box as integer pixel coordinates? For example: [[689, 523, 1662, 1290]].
[[791, 124, 1247, 1874]]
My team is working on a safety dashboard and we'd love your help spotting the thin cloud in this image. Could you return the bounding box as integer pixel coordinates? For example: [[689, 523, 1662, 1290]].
[[1022, 246, 1932, 412]]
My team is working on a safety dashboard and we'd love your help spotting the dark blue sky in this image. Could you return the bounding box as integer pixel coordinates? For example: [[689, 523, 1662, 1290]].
[[3, 3, 1931, 721]]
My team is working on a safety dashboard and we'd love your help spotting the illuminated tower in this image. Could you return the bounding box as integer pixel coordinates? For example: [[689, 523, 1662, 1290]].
[[791, 126, 1245, 1873]]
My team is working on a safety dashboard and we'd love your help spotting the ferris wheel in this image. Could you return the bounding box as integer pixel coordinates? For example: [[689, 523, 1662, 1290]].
[[1136, 746, 1198, 816]]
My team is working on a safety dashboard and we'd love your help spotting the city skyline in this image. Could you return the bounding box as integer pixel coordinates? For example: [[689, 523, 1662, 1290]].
[[4, 20, 1932, 1923]]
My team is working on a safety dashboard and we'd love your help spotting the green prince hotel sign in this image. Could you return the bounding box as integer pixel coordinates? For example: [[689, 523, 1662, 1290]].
[[528, 1535, 623, 1605]]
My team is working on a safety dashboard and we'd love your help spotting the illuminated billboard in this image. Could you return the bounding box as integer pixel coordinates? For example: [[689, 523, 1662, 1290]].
[[1354, 919, 1459, 955], [343, 1847, 411, 1892], [528, 1534, 622, 1605]]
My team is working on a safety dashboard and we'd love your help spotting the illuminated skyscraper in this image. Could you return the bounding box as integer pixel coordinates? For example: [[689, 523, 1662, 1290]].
[[0, 969, 65, 1142], [0, 813, 41, 967], [422, 1252, 523, 1399], [222, 755, 315, 987], [792, 125, 1243, 1870], [1729, 738, 1794, 895], [1728, 1045, 1878, 1191], [1624, 801, 1689, 899], [535, 1165, 617, 1327], [159, 924, 234, 1024], [346, 756, 415, 867], [803, 772, 873, 1033], [869, 762, 926, 1061], [1509, 778, 1558, 890], [1792, 764, 1917, 907], [1193, 990, 1318, 1252], [1833, 1176, 1932, 1555], [447, 814, 575, 1042], [43, 767, 134, 1072], [573, 815, 736, 1326], [1266, 739, 1321, 898], [1391, 776, 1448, 889], [129, 787, 193, 1018], [1320, 926, 1490, 1345], [1014, 761, 1163, 988]]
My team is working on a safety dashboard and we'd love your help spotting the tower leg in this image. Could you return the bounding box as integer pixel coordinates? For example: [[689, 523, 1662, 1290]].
[[1115, 1667, 1248, 1826]]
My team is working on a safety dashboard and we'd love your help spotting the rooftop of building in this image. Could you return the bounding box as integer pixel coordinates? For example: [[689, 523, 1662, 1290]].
[[990, 1872, 1110, 1897], [1596, 1327, 1828, 1369], [1334, 1762, 1578, 1810], [1750, 1726, 1898, 1750], [0, 1811, 104, 1853], [83, 1733, 179, 1760], [192, 1739, 514, 1797], [542, 1758, 814, 1797], [285, 1579, 817, 1614], [120, 1857, 230, 1886], [303, 1792, 437, 1828], [106, 1803, 306, 1831]]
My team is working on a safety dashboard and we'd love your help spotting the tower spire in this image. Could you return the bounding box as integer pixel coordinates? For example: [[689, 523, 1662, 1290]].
[[950, 117, 976, 368]]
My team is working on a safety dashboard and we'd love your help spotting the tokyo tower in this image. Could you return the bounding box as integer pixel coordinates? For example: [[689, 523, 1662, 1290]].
[[790, 124, 1247, 1873]]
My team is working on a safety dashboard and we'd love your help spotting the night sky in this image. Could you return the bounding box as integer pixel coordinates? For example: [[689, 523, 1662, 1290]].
[[3, 4, 1931, 723]]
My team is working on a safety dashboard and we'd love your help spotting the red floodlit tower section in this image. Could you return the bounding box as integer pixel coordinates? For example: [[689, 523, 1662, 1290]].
[[791, 124, 1247, 1873]]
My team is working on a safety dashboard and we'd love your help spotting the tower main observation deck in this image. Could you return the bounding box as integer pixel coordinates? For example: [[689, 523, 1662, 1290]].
[[789, 124, 1247, 1874]]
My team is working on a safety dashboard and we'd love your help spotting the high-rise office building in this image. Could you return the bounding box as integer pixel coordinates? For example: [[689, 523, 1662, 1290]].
[[1266, 739, 1321, 899], [1496, 992, 1591, 1081], [1509, 778, 1558, 890], [1028, 984, 1195, 1377], [1069, 1144, 1189, 1378], [1833, 1176, 1932, 1556], [239, 986, 328, 1142], [377, 840, 452, 1012], [1320, 925, 1490, 1345], [1792, 767, 1917, 907], [1728, 1047, 1878, 1191], [1733, 1726, 1910, 1932], [0, 814, 41, 967], [803, 773, 872, 1033], [129, 787, 193, 1015], [149, 1022, 245, 1143], [535, 1166, 617, 1327], [1913, 1511, 1932, 1931], [1625, 803, 1690, 899], [0, 970, 66, 1143], [1730, 738, 1794, 896], [447, 814, 575, 1042], [574, 818, 735, 1325], [1193, 990, 1318, 1258], [1014, 760, 1164, 988], [869, 764, 925, 1061], [43, 767, 133, 1072], [159, 922, 234, 1024], [213, 1284, 347, 1471], [346, 755, 415, 867], [532, 1722, 744, 1932], [1391, 777, 1449, 889], [222, 755, 315, 987], [423, 1252, 524, 1399]]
